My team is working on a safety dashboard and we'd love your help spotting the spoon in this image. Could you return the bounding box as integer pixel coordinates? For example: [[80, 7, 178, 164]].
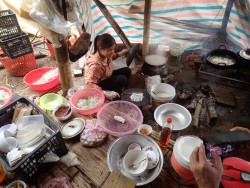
[[129, 157, 147, 170]]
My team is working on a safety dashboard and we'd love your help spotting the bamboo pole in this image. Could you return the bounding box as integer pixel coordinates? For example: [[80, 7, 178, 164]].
[[142, 0, 152, 60], [53, 34, 73, 96], [93, 0, 132, 49]]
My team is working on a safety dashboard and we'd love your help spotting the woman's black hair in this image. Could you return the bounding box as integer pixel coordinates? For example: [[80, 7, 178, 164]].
[[93, 33, 116, 54]]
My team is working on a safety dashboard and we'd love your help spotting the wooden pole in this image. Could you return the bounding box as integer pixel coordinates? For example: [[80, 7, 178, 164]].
[[53, 34, 73, 96], [93, 0, 132, 49], [142, 0, 152, 60]]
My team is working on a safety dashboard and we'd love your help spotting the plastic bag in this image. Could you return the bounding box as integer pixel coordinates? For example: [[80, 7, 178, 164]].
[[29, 0, 76, 36], [60, 152, 80, 167]]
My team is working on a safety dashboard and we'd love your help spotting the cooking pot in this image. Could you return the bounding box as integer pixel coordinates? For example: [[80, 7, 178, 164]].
[[237, 49, 250, 69], [206, 45, 239, 69]]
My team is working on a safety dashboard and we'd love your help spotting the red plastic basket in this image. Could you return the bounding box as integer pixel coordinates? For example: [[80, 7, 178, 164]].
[[0, 48, 36, 77]]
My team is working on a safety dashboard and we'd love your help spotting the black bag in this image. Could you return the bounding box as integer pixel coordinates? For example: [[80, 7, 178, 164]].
[[69, 32, 91, 62]]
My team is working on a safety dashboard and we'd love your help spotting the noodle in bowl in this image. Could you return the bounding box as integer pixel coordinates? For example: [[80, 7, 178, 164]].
[[70, 88, 105, 115]]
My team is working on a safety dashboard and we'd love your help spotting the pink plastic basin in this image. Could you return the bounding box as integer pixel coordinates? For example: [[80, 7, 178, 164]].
[[70, 88, 105, 115], [23, 67, 59, 91], [0, 86, 12, 109]]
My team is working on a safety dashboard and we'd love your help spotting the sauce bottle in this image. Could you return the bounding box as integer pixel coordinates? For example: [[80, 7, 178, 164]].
[[0, 162, 5, 183], [158, 117, 173, 149]]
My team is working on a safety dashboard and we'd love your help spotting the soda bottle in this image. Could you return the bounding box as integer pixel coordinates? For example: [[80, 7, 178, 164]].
[[0, 162, 5, 183], [158, 117, 173, 149]]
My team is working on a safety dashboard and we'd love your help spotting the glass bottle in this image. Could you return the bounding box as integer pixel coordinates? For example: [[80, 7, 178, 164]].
[[0, 162, 5, 183], [158, 117, 173, 149]]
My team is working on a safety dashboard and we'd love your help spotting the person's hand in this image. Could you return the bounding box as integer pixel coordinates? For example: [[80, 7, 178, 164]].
[[230, 126, 250, 135], [103, 90, 120, 100], [190, 144, 223, 188], [118, 49, 129, 57]]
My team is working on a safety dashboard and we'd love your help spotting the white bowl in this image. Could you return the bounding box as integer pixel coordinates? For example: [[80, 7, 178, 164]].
[[7, 180, 27, 188], [53, 104, 72, 121], [137, 124, 152, 136], [123, 149, 148, 177], [154, 103, 192, 131]]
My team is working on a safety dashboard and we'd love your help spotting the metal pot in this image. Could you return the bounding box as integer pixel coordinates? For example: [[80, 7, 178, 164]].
[[206, 45, 239, 69], [237, 49, 250, 69]]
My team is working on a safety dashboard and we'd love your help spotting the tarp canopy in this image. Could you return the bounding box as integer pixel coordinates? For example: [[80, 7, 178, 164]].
[[78, 0, 250, 52]]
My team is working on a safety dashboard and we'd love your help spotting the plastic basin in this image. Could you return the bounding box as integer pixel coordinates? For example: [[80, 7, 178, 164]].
[[39, 93, 64, 111], [0, 86, 12, 109], [70, 88, 105, 115], [23, 67, 59, 91]]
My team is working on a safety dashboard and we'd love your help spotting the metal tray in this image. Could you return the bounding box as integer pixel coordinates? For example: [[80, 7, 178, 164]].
[[107, 134, 163, 186]]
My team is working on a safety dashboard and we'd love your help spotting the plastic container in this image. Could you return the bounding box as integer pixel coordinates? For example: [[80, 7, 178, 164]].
[[158, 118, 173, 149], [97, 101, 143, 137], [0, 97, 68, 182], [0, 86, 12, 109], [23, 67, 60, 91], [70, 88, 105, 115], [150, 83, 176, 110], [0, 32, 33, 59], [171, 135, 203, 185], [0, 10, 21, 39], [39, 93, 65, 112], [0, 48, 36, 77]]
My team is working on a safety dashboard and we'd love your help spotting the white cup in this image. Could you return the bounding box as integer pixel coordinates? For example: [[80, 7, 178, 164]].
[[0, 130, 18, 153]]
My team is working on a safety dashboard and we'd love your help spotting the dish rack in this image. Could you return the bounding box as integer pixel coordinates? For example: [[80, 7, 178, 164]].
[[0, 97, 68, 182]]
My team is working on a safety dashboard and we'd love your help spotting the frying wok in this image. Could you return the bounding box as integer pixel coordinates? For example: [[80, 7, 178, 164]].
[[206, 45, 239, 69]]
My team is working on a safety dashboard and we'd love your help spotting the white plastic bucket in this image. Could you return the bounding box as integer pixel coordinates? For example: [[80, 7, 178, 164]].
[[150, 83, 176, 110]]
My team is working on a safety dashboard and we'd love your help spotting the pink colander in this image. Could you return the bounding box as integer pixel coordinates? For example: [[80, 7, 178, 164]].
[[97, 101, 143, 137]]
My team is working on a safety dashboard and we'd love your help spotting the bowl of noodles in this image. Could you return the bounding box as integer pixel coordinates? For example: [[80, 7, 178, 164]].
[[70, 88, 105, 115]]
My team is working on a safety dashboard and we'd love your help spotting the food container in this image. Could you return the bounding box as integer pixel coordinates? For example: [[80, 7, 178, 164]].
[[97, 101, 143, 137], [0, 97, 68, 182], [107, 134, 163, 186], [0, 86, 12, 109], [70, 88, 105, 115], [154, 103, 192, 131], [171, 135, 203, 185], [150, 83, 176, 110], [7, 180, 27, 188], [39, 93, 65, 112], [23, 67, 60, 91], [52, 104, 72, 121], [137, 124, 152, 136]]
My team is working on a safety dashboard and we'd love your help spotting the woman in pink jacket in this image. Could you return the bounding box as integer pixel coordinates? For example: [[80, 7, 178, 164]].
[[84, 33, 130, 99]]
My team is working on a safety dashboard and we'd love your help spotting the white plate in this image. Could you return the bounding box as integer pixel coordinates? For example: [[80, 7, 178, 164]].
[[239, 50, 250, 60], [61, 118, 85, 139], [145, 55, 166, 66]]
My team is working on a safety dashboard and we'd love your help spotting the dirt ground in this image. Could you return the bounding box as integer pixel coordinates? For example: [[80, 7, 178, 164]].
[[1, 43, 250, 142]]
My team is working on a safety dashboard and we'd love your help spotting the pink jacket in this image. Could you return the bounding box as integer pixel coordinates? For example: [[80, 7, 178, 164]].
[[84, 52, 118, 90]]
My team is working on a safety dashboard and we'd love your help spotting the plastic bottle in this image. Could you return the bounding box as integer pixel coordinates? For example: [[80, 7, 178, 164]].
[[158, 117, 173, 149], [0, 162, 5, 183]]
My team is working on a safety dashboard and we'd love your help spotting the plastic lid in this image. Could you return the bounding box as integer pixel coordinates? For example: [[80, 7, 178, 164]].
[[167, 118, 172, 123]]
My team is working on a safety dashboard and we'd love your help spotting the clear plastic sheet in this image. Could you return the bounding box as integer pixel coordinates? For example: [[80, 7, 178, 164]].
[[29, 0, 83, 36]]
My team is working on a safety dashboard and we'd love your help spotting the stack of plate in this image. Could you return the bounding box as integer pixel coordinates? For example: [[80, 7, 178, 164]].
[[16, 124, 45, 149]]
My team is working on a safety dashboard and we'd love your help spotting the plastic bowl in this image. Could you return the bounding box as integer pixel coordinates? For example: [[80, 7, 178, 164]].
[[40, 93, 64, 111], [52, 104, 72, 121], [123, 149, 148, 177], [23, 67, 59, 91], [0, 86, 12, 109], [97, 101, 143, 137], [70, 88, 105, 115], [7, 180, 27, 188]]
